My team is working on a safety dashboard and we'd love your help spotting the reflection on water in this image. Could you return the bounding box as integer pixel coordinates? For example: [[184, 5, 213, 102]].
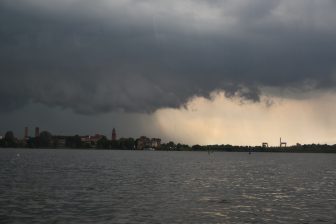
[[0, 149, 336, 223]]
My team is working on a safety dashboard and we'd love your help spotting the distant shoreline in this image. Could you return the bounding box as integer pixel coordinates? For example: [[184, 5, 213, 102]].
[[2, 130, 336, 153], [2, 145, 336, 153]]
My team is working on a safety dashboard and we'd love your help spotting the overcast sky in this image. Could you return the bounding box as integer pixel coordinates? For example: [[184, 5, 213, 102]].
[[1, 0, 336, 145]]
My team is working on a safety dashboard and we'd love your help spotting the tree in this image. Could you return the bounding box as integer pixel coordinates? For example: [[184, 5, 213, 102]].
[[66, 135, 82, 148], [111, 139, 120, 149], [119, 138, 135, 150], [97, 136, 110, 149], [176, 143, 191, 151], [191, 144, 203, 151], [167, 141, 176, 150], [3, 131, 17, 147]]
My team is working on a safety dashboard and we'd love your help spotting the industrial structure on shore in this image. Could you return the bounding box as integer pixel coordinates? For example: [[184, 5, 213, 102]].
[[262, 138, 288, 148]]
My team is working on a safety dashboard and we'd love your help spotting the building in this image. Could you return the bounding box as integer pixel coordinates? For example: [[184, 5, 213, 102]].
[[135, 136, 150, 150], [54, 136, 66, 148], [135, 136, 161, 150], [151, 138, 161, 148], [112, 128, 117, 141], [81, 134, 104, 148]]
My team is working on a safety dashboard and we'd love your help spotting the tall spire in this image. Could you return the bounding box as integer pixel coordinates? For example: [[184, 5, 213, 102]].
[[35, 127, 40, 137], [112, 128, 116, 141], [24, 127, 28, 140]]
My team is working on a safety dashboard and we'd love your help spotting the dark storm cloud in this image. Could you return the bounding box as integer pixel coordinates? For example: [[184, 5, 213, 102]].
[[1, 0, 336, 114]]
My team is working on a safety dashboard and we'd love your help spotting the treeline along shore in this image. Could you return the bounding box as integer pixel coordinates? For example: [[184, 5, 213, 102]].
[[1, 130, 336, 153]]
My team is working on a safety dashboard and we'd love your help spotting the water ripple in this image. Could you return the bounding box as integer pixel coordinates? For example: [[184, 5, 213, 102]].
[[1, 149, 336, 223]]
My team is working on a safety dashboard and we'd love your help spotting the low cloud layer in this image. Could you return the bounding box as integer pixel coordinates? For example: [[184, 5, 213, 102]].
[[155, 92, 336, 145], [1, 0, 336, 114]]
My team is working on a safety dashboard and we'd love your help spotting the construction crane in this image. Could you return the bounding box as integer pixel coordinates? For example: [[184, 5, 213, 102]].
[[280, 137, 287, 147]]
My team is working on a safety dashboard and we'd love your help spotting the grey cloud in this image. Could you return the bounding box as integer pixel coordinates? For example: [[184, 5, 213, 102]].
[[1, 0, 336, 114]]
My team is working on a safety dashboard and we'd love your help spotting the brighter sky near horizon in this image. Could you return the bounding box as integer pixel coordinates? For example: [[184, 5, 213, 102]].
[[155, 90, 336, 146]]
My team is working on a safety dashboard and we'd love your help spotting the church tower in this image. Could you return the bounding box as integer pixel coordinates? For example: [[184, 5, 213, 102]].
[[112, 128, 117, 141]]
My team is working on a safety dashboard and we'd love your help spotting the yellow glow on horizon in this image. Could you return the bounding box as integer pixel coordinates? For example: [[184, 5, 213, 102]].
[[154, 91, 336, 146]]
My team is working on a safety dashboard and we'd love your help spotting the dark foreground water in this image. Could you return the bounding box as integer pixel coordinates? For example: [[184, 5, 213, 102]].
[[1, 149, 336, 224]]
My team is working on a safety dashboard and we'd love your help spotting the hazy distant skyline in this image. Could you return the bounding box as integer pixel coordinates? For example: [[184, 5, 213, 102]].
[[1, 0, 336, 145]]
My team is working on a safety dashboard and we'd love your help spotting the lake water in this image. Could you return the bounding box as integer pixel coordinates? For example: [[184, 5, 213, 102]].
[[1, 149, 336, 223]]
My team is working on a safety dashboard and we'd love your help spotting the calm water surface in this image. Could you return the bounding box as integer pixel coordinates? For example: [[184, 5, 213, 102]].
[[1, 149, 336, 223]]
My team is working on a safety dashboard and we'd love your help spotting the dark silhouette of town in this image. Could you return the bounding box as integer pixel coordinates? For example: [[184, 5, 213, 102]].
[[1, 126, 336, 153]]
